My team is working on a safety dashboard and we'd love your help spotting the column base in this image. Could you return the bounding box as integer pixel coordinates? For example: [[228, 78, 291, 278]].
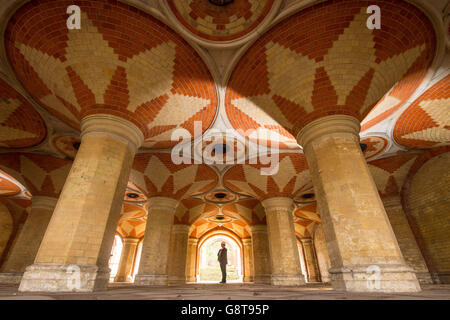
[[18, 264, 110, 292], [271, 274, 305, 286], [254, 274, 271, 284], [186, 276, 197, 283], [168, 276, 186, 285], [0, 272, 23, 285], [134, 274, 168, 286], [416, 272, 433, 284], [329, 264, 421, 292], [243, 276, 254, 283], [114, 275, 132, 283]]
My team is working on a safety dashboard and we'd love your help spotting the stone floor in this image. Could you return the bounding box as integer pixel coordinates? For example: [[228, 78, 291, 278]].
[[0, 283, 449, 300]]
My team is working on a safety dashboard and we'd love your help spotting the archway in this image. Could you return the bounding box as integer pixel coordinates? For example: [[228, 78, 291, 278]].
[[108, 234, 123, 282], [197, 232, 243, 283]]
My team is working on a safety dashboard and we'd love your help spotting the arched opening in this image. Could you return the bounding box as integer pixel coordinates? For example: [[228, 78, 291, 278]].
[[108, 234, 123, 282], [0, 202, 14, 265], [197, 232, 243, 283]]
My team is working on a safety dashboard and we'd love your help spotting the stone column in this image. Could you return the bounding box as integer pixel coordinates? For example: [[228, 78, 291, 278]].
[[300, 238, 321, 282], [382, 196, 432, 284], [250, 224, 271, 284], [135, 197, 178, 286], [297, 115, 420, 292], [242, 238, 254, 282], [314, 225, 331, 283], [168, 224, 190, 285], [186, 238, 198, 283], [19, 115, 143, 292], [262, 197, 304, 286], [0, 196, 57, 284], [114, 237, 140, 283]]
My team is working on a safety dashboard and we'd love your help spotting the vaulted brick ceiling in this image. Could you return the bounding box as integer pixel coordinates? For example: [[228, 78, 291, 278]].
[[168, 0, 274, 41], [6, 0, 217, 149], [394, 75, 450, 148], [223, 153, 310, 200], [225, 0, 436, 141], [0, 78, 46, 149], [130, 153, 219, 200]]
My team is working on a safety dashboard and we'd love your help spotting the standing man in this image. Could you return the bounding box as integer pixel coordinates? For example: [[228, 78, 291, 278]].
[[217, 241, 228, 284]]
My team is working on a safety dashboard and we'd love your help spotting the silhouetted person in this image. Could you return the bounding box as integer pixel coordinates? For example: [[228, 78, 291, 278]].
[[217, 242, 228, 283]]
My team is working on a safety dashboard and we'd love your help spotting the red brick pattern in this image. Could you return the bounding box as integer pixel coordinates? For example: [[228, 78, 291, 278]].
[[131, 152, 218, 200], [0, 153, 72, 197], [226, 0, 436, 138], [222, 199, 266, 226], [175, 198, 218, 225], [361, 136, 388, 160], [368, 154, 418, 197], [6, 0, 217, 148], [168, 0, 274, 41], [394, 75, 450, 148], [0, 78, 46, 148], [223, 153, 310, 200], [117, 203, 147, 238]]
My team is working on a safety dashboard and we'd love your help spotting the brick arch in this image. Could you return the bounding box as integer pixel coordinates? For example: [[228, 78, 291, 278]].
[[6, 0, 217, 149], [400, 146, 450, 283], [225, 0, 436, 140], [0, 78, 46, 148], [0, 170, 21, 196]]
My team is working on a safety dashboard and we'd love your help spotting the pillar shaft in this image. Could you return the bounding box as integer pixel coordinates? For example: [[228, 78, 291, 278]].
[[186, 238, 198, 283], [298, 115, 420, 292], [382, 196, 432, 284], [0, 196, 57, 284], [300, 238, 321, 282], [19, 115, 143, 293], [168, 224, 190, 285], [262, 197, 304, 286], [135, 197, 178, 286], [114, 237, 140, 283], [242, 238, 254, 282], [250, 225, 271, 284]]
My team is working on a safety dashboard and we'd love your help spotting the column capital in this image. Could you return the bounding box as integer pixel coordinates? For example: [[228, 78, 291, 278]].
[[31, 196, 58, 211], [250, 224, 268, 234], [172, 224, 190, 234], [148, 196, 179, 212], [242, 238, 252, 246], [261, 197, 294, 214], [81, 114, 144, 153], [188, 238, 199, 245], [300, 238, 313, 245], [122, 237, 140, 245], [297, 115, 360, 149]]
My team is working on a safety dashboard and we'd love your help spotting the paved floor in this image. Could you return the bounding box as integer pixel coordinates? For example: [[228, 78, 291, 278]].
[[0, 283, 449, 300]]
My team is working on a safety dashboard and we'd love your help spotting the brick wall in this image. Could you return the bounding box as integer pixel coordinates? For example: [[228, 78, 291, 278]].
[[406, 152, 450, 283]]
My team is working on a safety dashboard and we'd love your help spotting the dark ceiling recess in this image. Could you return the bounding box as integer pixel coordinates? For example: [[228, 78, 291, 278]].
[[73, 142, 81, 150], [212, 144, 229, 155], [127, 193, 139, 199], [216, 215, 225, 220], [302, 193, 315, 199], [209, 0, 234, 6], [214, 193, 227, 199], [360, 143, 368, 152]]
